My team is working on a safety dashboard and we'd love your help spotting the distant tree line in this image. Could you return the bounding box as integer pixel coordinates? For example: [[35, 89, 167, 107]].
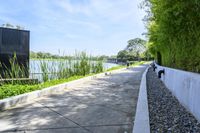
[[30, 51, 111, 61], [117, 38, 152, 62], [30, 51, 65, 59]]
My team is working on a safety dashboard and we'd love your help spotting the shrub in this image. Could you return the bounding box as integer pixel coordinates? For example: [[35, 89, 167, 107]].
[[145, 0, 200, 72]]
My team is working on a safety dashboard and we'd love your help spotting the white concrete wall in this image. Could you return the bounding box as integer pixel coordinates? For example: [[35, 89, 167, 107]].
[[155, 64, 200, 122]]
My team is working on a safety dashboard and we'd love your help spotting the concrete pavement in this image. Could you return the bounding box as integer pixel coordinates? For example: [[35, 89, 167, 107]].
[[0, 64, 148, 133]]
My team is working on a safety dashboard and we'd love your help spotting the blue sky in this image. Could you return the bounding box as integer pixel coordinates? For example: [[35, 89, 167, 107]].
[[0, 0, 146, 56]]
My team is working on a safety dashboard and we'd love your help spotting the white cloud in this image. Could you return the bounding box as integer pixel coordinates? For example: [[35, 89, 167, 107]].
[[56, 0, 92, 15], [0, 0, 146, 55], [54, 0, 145, 22]]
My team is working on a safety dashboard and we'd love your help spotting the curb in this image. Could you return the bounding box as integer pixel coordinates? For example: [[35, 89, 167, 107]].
[[0, 68, 126, 111], [133, 67, 150, 133]]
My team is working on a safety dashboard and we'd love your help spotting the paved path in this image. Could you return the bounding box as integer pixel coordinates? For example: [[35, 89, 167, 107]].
[[0, 64, 148, 133]]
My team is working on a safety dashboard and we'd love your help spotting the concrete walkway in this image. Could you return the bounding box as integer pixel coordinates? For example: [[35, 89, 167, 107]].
[[0, 64, 148, 133]]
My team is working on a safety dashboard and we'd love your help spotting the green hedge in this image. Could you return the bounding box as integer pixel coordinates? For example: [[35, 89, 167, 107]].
[[147, 0, 200, 72], [0, 76, 84, 99]]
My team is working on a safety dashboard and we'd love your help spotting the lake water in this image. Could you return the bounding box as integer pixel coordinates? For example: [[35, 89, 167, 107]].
[[29, 60, 118, 80]]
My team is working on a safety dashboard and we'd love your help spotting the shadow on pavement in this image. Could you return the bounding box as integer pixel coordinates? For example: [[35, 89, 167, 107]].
[[0, 64, 148, 133]]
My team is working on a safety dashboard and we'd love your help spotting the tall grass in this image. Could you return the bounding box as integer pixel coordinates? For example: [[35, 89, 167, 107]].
[[39, 52, 104, 82], [0, 54, 28, 84], [40, 61, 49, 82], [0, 52, 104, 83]]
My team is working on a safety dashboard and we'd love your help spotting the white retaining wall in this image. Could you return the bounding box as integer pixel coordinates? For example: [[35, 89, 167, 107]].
[[155, 64, 200, 122]]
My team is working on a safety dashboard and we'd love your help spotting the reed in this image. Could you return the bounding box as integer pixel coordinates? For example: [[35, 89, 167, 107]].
[[0, 52, 104, 84], [0, 54, 28, 84], [40, 60, 49, 82], [39, 51, 104, 82]]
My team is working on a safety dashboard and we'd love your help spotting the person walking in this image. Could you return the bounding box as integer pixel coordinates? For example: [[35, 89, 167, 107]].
[[126, 61, 130, 69]]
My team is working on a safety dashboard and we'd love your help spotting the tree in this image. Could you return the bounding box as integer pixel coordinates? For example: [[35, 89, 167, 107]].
[[117, 38, 150, 62], [99, 55, 109, 60], [37, 52, 44, 58], [126, 38, 146, 58], [143, 0, 200, 72], [117, 50, 129, 61], [30, 51, 37, 58], [126, 38, 147, 61]]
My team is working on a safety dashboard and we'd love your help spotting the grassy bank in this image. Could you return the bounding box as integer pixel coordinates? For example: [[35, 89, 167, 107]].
[[0, 75, 85, 99], [0, 61, 147, 99]]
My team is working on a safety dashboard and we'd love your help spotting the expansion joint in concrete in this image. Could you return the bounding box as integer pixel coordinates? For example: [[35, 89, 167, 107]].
[[35, 101, 93, 133]]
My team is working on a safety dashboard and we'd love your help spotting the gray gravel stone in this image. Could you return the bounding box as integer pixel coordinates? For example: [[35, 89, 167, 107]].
[[147, 67, 200, 133]]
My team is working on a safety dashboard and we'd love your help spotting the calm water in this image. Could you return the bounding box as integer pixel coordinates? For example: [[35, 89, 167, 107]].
[[29, 60, 118, 80]]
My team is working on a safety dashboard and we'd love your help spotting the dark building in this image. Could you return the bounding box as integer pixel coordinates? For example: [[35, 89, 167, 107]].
[[0, 27, 30, 78]]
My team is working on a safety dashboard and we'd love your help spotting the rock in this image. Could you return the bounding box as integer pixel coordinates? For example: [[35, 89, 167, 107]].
[[147, 67, 200, 132]]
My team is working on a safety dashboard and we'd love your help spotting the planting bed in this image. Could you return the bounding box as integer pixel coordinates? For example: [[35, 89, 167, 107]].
[[146, 67, 200, 132]]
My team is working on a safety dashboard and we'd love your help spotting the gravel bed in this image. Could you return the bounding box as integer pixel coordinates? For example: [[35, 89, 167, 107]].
[[147, 67, 200, 133]]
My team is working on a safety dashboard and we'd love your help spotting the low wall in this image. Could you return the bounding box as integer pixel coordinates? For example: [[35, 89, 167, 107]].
[[133, 67, 150, 133], [155, 64, 200, 122]]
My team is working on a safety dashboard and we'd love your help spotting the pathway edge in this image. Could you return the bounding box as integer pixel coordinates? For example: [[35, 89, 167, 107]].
[[133, 66, 150, 133]]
